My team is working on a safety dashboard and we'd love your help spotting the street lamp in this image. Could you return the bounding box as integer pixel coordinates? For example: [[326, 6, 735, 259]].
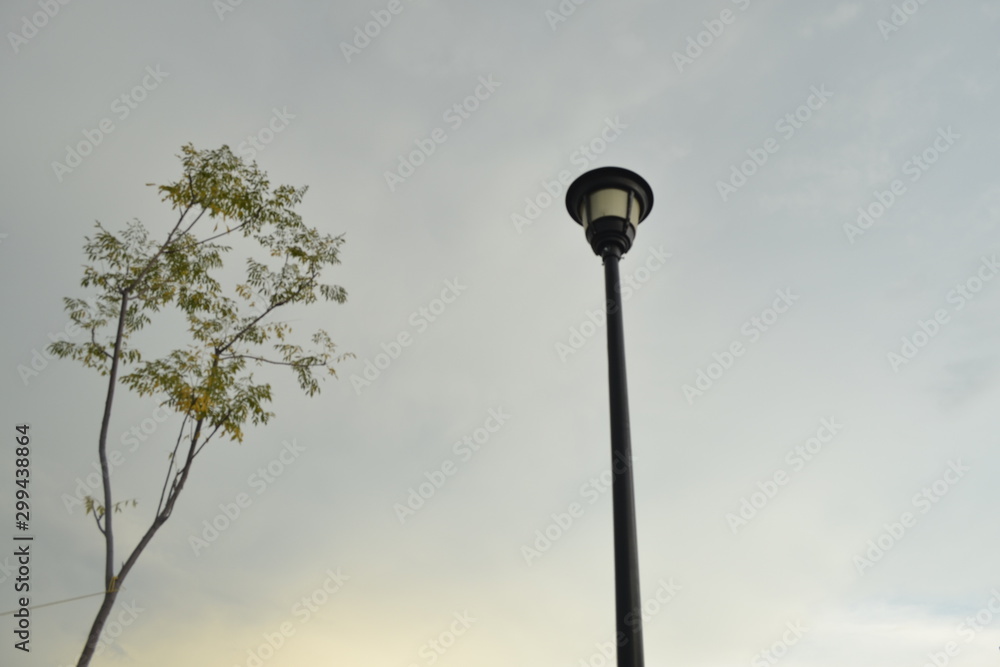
[[566, 166, 654, 667]]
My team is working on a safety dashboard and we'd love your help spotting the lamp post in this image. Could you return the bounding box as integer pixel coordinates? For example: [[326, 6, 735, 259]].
[[565, 167, 654, 667]]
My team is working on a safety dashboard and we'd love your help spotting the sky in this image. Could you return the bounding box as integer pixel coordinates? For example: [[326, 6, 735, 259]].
[[2, 0, 1000, 665]]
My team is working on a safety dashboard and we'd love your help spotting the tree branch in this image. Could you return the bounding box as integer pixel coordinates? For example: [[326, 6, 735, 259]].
[[93, 291, 134, 593], [90, 507, 105, 537], [192, 419, 227, 460], [181, 206, 208, 236], [90, 326, 112, 361], [216, 270, 319, 356], [122, 199, 193, 295], [103, 413, 206, 623], [218, 353, 304, 367], [161, 411, 206, 522], [156, 412, 189, 517], [217, 294, 293, 355], [194, 210, 258, 246]]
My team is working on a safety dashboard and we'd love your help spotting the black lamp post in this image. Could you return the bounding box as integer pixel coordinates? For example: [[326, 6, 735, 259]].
[[565, 167, 654, 667]]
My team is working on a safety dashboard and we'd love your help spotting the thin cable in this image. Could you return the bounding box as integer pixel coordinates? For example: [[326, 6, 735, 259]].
[[0, 587, 124, 616]]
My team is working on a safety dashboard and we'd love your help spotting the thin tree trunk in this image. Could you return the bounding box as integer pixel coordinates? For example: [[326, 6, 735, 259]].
[[76, 588, 121, 665], [76, 293, 130, 667], [76, 409, 206, 666]]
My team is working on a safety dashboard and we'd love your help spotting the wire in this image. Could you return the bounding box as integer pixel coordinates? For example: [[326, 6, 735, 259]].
[[0, 587, 125, 616]]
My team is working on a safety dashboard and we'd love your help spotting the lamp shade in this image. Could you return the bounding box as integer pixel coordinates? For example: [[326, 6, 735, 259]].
[[566, 167, 654, 256]]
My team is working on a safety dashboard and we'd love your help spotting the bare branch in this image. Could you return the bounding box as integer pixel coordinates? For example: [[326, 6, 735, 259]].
[[160, 413, 206, 522], [192, 417, 228, 460], [194, 211, 257, 246], [156, 412, 189, 517], [90, 507, 105, 537], [179, 205, 209, 238], [218, 353, 302, 367], [217, 295, 291, 354]]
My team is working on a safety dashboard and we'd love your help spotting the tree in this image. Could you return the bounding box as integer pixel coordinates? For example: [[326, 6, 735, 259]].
[[48, 144, 352, 666]]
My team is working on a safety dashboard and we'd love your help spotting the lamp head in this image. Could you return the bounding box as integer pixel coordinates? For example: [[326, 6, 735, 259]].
[[565, 167, 654, 257]]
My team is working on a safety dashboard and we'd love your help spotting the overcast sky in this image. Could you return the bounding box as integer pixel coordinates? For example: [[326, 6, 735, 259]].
[[2, 1, 1000, 666]]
